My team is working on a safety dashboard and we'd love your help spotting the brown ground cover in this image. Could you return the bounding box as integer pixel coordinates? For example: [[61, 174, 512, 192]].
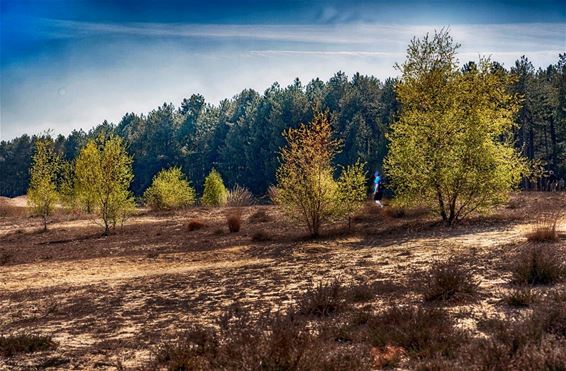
[[0, 192, 565, 369]]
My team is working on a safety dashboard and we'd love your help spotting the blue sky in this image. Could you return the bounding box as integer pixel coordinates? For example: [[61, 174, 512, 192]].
[[1, 0, 565, 140]]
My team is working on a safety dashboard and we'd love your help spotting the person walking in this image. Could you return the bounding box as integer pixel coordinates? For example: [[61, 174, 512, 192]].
[[372, 171, 384, 208]]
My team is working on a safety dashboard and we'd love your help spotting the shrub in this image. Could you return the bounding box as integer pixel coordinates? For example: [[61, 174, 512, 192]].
[[227, 185, 255, 207], [27, 136, 60, 231], [367, 306, 464, 359], [420, 258, 479, 302], [188, 220, 206, 231], [346, 283, 376, 303], [248, 209, 272, 223], [150, 305, 372, 370], [144, 167, 196, 210], [336, 161, 367, 230], [201, 169, 228, 207], [0, 252, 12, 266], [505, 287, 538, 308], [273, 114, 341, 237], [251, 230, 271, 241], [226, 212, 242, 233], [297, 279, 344, 317], [526, 211, 562, 242], [0, 334, 56, 357], [510, 244, 565, 285]]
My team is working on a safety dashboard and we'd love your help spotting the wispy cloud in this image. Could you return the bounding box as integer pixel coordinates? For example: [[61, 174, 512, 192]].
[[41, 19, 566, 50], [1, 18, 564, 140]]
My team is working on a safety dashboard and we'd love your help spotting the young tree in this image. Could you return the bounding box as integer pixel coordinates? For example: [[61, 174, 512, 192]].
[[76, 135, 135, 235], [273, 113, 341, 237], [384, 30, 526, 226], [201, 168, 228, 206], [28, 136, 60, 231], [96, 135, 134, 235], [74, 141, 100, 213], [337, 161, 367, 231], [58, 161, 77, 210], [144, 167, 196, 210]]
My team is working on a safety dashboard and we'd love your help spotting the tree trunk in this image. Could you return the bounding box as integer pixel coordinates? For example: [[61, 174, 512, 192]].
[[437, 189, 448, 224], [43, 215, 48, 232]]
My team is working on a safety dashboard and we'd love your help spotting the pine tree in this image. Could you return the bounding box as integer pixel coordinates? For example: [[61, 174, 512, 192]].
[[201, 169, 228, 207]]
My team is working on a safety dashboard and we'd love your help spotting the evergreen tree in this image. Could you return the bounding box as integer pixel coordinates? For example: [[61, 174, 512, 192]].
[[201, 168, 228, 207], [144, 167, 196, 210]]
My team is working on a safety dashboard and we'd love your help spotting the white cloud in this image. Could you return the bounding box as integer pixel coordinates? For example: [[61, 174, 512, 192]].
[[1, 20, 564, 140]]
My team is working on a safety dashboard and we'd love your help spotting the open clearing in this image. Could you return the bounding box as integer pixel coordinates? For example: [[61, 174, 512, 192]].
[[0, 193, 565, 369]]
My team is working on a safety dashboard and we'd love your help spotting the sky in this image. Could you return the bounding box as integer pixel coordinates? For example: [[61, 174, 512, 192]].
[[1, 0, 565, 140]]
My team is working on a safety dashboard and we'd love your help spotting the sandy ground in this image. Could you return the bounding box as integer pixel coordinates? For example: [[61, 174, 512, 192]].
[[0, 193, 564, 370]]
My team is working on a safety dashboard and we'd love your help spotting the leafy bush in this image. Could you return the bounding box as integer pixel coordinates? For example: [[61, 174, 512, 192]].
[[420, 258, 479, 301], [227, 185, 255, 207], [510, 244, 565, 285], [27, 137, 60, 231], [201, 169, 228, 207], [273, 114, 341, 237], [144, 167, 196, 210], [336, 161, 367, 230], [0, 334, 56, 357]]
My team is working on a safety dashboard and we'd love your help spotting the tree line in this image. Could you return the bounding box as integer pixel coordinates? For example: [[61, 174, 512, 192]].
[[1, 55, 565, 198]]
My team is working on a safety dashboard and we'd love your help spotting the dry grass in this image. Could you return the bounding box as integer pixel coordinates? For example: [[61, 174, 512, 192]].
[[505, 287, 539, 308], [510, 244, 565, 285], [227, 185, 255, 207], [419, 257, 479, 302], [251, 230, 271, 241], [150, 304, 372, 370], [187, 219, 207, 231], [367, 305, 465, 359], [0, 334, 56, 357], [0, 192, 564, 369], [226, 210, 242, 233], [248, 209, 273, 223], [297, 279, 344, 317], [526, 211, 562, 242]]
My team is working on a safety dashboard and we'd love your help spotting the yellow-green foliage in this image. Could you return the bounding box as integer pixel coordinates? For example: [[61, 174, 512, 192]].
[[274, 113, 342, 236], [201, 169, 228, 207], [58, 161, 77, 210], [27, 137, 60, 231], [144, 167, 196, 210], [75, 135, 134, 234], [384, 30, 526, 226], [74, 141, 99, 213], [337, 161, 367, 230]]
